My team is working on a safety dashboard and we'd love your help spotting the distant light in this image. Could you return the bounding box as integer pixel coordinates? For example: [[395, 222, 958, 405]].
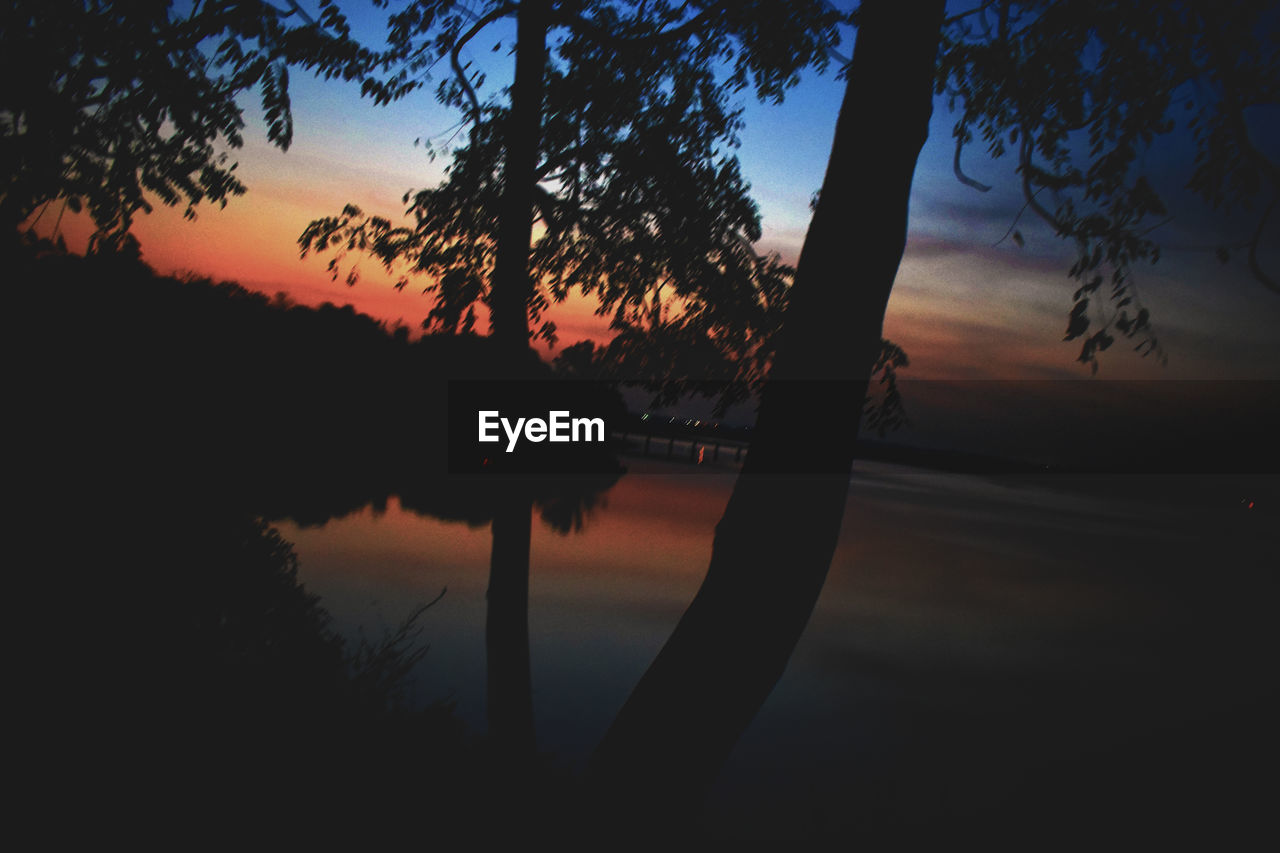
[[641, 413, 649, 420]]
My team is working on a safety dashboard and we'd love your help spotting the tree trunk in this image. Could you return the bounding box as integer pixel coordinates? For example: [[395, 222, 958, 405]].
[[588, 0, 948, 823], [486, 488, 536, 754], [489, 0, 548, 357], [484, 0, 549, 758]]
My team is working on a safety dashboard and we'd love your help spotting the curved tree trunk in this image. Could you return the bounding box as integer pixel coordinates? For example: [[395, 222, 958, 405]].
[[485, 0, 549, 758], [588, 0, 947, 822]]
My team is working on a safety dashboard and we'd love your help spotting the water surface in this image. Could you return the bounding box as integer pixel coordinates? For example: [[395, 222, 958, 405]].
[[278, 459, 1276, 836]]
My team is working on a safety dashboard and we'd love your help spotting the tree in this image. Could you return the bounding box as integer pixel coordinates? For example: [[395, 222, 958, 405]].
[[939, 0, 1279, 371], [1, 0, 374, 249], [587, 0, 1279, 825], [587, 0, 949, 822], [300, 0, 844, 755], [16, 0, 1274, 833], [301, 0, 848, 373], [4, 0, 846, 764]]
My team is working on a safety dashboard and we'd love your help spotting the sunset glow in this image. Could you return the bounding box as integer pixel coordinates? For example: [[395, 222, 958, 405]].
[[13, 2, 1278, 843], [26, 22, 1279, 383]]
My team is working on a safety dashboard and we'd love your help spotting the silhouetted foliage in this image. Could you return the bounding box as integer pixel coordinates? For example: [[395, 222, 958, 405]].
[[938, 0, 1280, 370], [297, 0, 850, 760], [13, 1, 1277, 843], [1, 0, 375, 246], [88, 503, 547, 844], [300, 0, 847, 400], [12, 236, 619, 525], [592, 0, 1279, 828], [12, 237, 606, 842]]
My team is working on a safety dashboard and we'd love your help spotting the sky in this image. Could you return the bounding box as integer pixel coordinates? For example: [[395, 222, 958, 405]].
[[39, 0, 1280, 382]]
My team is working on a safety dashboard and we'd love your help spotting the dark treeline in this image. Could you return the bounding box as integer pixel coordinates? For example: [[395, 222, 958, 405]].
[[17, 237, 621, 524], [18, 240, 1273, 844], [13, 239, 610, 843]]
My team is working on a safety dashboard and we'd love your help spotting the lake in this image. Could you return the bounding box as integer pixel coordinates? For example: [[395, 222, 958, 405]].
[[277, 457, 1276, 839]]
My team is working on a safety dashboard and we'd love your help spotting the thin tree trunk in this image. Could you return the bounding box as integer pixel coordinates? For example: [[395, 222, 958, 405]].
[[588, 0, 948, 822], [487, 488, 536, 754], [484, 0, 549, 758], [490, 0, 548, 357]]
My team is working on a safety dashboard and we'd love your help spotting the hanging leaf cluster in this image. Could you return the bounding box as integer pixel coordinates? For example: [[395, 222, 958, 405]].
[[938, 0, 1279, 372], [1, 0, 378, 248]]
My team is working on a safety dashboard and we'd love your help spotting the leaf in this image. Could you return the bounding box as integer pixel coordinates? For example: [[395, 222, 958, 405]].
[[1064, 300, 1090, 340]]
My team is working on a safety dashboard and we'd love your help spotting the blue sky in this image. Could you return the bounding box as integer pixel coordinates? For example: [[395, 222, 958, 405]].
[[88, 0, 1280, 381]]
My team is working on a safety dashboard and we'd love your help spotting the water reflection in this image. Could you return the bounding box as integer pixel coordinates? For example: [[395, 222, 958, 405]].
[[279, 459, 1277, 839], [25, 229, 1271, 834]]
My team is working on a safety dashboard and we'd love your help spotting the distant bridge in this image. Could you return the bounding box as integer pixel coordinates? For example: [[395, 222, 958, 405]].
[[611, 429, 749, 466]]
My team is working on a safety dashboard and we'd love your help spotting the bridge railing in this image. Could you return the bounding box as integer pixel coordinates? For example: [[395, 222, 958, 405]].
[[611, 430, 750, 467]]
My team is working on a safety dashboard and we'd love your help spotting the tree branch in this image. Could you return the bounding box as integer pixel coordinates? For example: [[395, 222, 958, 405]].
[[533, 184, 568, 235], [255, 0, 316, 26], [451, 3, 519, 122], [943, 0, 998, 27], [992, 187, 1040, 247], [534, 144, 587, 181], [819, 0, 851, 65], [553, 1, 723, 49], [1222, 82, 1280, 293], [1247, 191, 1279, 295], [953, 134, 992, 192], [451, 49, 482, 119], [1018, 135, 1069, 233]]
